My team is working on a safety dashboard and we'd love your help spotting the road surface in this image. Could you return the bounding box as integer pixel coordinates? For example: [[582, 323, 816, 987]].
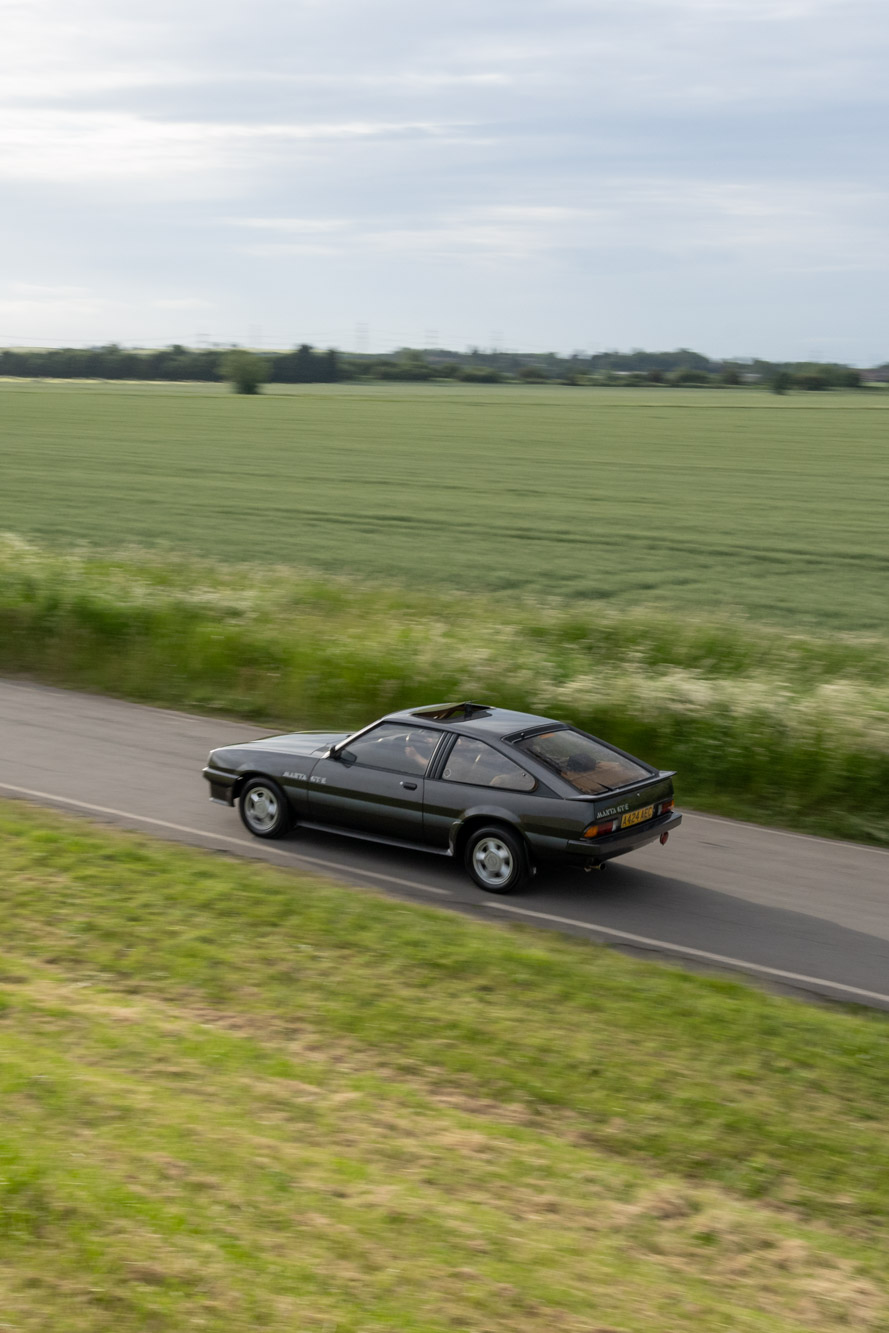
[[1, 678, 887, 1009]]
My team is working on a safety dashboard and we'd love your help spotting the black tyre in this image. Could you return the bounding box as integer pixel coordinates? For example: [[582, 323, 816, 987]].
[[238, 777, 292, 840], [464, 824, 529, 894]]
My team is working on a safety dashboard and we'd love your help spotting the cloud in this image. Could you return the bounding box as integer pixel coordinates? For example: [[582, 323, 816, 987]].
[[230, 182, 889, 273], [151, 297, 213, 310], [0, 109, 469, 184], [8, 283, 94, 299], [0, 287, 110, 322], [2, 0, 888, 355], [234, 209, 587, 262]]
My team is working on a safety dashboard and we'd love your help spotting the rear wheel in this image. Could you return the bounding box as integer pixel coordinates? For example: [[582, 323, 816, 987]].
[[238, 778, 291, 840], [464, 824, 529, 894]]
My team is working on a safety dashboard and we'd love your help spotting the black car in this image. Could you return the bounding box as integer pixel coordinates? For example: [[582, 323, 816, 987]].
[[203, 701, 681, 893]]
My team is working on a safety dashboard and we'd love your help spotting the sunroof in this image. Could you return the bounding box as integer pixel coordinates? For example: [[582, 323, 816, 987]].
[[411, 701, 493, 721]]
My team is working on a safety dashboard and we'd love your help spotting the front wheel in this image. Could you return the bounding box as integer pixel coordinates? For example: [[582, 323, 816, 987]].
[[238, 778, 292, 840], [464, 825, 529, 894]]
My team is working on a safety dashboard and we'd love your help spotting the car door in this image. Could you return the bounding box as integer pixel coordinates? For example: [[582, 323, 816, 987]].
[[307, 722, 445, 842]]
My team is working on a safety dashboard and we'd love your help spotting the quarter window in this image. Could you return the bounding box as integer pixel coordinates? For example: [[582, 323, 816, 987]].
[[442, 737, 536, 791], [342, 723, 442, 776]]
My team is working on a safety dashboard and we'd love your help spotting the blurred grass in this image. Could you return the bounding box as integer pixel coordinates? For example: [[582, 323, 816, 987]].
[[1, 380, 888, 630], [0, 535, 887, 844], [1, 800, 889, 1331]]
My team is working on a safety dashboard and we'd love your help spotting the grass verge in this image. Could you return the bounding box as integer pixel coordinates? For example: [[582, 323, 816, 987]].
[[0, 535, 887, 844], [2, 801, 889, 1331]]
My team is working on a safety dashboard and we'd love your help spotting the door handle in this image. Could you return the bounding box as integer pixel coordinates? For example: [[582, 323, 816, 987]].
[[401, 781, 418, 790]]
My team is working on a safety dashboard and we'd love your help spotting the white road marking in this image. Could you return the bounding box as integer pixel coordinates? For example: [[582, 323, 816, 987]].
[[682, 809, 889, 857], [3, 780, 887, 1005], [0, 782, 451, 897], [485, 902, 889, 1005]]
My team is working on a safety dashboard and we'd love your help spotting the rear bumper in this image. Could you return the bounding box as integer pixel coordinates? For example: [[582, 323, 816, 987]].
[[202, 766, 238, 806], [561, 809, 682, 866]]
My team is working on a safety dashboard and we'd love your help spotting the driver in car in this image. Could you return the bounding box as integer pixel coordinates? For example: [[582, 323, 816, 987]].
[[403, 730, 438, 773]]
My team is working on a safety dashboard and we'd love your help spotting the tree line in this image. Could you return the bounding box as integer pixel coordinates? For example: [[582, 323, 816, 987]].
[[0, 341, 880, 391], [0, 343, 340, 384]]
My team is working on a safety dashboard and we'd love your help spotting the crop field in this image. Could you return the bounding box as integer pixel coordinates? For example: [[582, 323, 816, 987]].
[[1, 380, 887, 631], [2, 802, 889, 1332]]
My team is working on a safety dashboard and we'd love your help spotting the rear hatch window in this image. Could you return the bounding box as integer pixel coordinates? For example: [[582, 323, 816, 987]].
[[514, 729, 650, 795]]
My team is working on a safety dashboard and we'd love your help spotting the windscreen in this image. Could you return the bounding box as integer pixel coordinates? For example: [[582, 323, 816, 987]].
[[514, 729, 650, 794]]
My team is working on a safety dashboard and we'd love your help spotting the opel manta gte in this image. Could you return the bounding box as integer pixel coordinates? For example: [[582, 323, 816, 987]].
[[203, 701, 681, 893]]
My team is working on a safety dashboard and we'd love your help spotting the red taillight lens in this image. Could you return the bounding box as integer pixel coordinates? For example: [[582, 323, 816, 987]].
[[660, 798, 675, 814]]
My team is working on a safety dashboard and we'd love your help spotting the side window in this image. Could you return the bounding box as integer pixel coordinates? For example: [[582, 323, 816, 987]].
[[441, 737, 536, 792], [342, 723, 441, 775]]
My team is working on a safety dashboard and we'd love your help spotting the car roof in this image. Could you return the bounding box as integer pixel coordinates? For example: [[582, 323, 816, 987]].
[[384, 702, 563, 741]]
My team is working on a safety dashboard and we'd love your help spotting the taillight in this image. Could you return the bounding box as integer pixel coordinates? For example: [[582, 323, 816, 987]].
[[660, 798, 674, 814], [583, 818, 619, 839]]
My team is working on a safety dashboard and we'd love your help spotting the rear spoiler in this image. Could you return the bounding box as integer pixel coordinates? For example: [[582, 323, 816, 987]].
[[563, 770, 676, 800]]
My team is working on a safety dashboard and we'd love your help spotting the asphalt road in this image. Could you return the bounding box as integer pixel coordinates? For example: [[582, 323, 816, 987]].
[[1, 678, 888, 1009]]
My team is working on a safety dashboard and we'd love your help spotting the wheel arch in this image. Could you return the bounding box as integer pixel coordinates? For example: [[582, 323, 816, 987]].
[[233, 770, 285, 800], [450, 808, 531, 862]]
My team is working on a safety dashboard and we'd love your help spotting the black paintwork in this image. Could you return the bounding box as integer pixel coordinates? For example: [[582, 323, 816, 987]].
[[202, 702, 681, 875]]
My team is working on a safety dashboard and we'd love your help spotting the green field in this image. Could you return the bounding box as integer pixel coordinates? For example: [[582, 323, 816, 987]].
[[2, 380, 887, 630], [2, 801, 889, 1332]]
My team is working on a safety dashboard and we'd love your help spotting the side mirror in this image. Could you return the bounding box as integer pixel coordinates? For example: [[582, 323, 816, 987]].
[[327, 745, 356, 767]]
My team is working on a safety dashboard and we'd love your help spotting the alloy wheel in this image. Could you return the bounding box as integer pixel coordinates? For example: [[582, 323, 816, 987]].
[[472, 836, 514, 889], [244, 785, 279, 832]]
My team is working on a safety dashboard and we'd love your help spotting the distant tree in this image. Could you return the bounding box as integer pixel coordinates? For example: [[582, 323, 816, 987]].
[[397, 349, 435, 378], [770, 371, 792, 395], [645, 368, 664, 384], [293, 343, 317, 381], [669, 366, 712, 386], [456, 365, 502, 383], [270, 343, 344, 384], [370, 355, 435, 381], [794, 370, 829, 391], [593, 347, 712, 376], [719, 366, 741, 386], [220, 349, 270, 394], [518, 365, 548, 382]]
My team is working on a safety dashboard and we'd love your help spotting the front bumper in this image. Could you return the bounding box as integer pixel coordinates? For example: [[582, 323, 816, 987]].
[[562, 809, 682, 866], [203, 766, 238, 806]]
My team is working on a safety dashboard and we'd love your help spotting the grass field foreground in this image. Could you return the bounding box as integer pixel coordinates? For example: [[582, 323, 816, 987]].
[[1, 380, 888, 631], [1, 800, 889, 1331], [0, 535, 887, 844]]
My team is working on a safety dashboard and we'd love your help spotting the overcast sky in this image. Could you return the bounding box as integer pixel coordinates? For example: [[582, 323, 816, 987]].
[[2, 0, 887, 359]]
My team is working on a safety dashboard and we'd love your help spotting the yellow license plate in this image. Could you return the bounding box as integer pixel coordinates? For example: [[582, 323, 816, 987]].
[[621, 805, 654, 829]]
